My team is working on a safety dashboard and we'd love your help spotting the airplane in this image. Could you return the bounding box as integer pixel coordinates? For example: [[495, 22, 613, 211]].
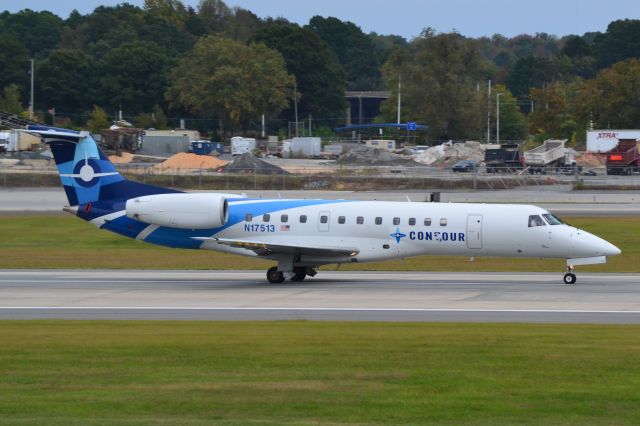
[[28, 125, 621, 285]]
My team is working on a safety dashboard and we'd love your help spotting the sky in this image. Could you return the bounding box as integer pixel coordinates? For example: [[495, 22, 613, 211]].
[[3, 0, 640, 39]]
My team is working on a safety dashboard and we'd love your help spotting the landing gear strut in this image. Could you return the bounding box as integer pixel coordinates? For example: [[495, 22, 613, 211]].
[[563, 265, 577, 285]]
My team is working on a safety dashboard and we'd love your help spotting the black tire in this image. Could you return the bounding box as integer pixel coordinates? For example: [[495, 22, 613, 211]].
[[563, 273, 577, 285], [267, 266, 285, 284], [291, 267, 306, 282]]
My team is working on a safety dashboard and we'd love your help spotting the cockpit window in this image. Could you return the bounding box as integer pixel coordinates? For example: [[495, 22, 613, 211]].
[[528, 215, 546, 227], [543, 213, 564, 225]]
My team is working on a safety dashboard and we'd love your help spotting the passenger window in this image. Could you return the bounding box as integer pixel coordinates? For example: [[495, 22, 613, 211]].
[[281, 214, 288, 223], [299, 215, 307, 223], [424, 218, 431, 226], [263, 213, 270, 222], [542, 213, 563, 225], [393, 217, 400, 225], [409, 218, 416, 226], [440, 218, 447, 226], [356, 216, 364, 224], [320, 215, 328, 224], [245, 213, 252, 222], [338, 216, 345, 224], [375, 217, 383, 225], [529, 215, 546, 227]]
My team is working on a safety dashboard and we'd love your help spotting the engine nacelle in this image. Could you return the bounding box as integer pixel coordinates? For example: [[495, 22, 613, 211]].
[[125, 193, 228, 229]]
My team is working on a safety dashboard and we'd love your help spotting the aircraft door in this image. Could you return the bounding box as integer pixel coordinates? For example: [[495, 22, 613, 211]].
[[466, 215, 482, 249], [318, 211, 330, 232]]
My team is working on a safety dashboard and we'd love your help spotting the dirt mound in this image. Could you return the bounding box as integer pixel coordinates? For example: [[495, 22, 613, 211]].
[[109, 152, 135, 164], [153, 152, 228, 171], [413, 141, 485, 165], [576, 152, 606, 167], [224, 153, 289, 175], [336, 146, 420, 166]]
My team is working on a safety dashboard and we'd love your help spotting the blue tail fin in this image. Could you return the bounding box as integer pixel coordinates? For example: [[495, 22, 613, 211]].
[[28, 125, 178, 206]]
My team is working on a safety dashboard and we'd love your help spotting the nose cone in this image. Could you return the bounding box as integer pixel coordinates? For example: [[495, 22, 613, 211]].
[[580, 231, 621, 257]]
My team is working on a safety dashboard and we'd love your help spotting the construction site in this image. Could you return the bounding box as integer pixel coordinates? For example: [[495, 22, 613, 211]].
[[0, 109, 632, 192]]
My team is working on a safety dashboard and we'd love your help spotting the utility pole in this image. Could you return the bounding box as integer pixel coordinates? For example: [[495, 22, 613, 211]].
[[396, 73, 402, 124], [486, 80, 491, 143], [496, 93, 502, 144], [29, 59, 34, 120]]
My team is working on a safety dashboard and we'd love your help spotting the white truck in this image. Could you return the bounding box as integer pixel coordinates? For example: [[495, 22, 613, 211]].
[[230, 136, 256, 156], [523, 139, 577, 174]]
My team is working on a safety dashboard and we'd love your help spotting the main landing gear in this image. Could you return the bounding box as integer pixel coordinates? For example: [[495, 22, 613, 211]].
[[563, 265, 577, 285], [266, 266, 317, 284]]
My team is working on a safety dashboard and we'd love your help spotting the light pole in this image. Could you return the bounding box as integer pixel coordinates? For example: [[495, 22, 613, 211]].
[[293, 81, 299, 137], [29, 59, 34, 120], [496, 93, 504, 144]]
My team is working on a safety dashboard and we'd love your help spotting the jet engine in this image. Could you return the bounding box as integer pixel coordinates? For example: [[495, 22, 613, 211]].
[[125, 193, 228, 229]]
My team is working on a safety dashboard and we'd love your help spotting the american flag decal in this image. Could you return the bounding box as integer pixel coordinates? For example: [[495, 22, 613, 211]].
[[280, 225, 290, 231]]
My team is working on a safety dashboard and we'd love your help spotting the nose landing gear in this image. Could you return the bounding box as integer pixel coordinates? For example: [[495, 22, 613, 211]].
[[563, 265, 577, 285]]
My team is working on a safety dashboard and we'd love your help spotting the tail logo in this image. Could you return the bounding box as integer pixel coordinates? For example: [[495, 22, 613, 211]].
[[61, 156, 118, 188]]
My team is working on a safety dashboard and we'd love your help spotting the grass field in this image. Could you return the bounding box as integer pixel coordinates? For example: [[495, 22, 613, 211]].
[[0, 215, 637, 272], [0, 321, 639, 425]]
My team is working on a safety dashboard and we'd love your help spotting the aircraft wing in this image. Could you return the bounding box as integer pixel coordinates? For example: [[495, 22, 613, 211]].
[[192, 237, 359, 257]]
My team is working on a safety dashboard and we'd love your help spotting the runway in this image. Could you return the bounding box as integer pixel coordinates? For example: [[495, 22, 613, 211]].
[[1, 270, 639, 323], [1, 188, 639, 215]]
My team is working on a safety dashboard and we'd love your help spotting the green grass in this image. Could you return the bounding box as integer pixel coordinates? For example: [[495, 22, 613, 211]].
[[0, 321, 639, 425], [0, 215, 638, 272]]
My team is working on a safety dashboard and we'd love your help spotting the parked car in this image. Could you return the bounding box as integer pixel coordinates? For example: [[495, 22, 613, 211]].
[[451, 160, 477, 172]]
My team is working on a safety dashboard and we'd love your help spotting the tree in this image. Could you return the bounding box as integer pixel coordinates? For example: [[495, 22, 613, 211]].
[[36, 49, 94, 114], [143, 0, 188, 28], [251, 22, 346, 120], [0, 31, 31, 99], [133, 105, 169, 129], [593, 19, 640, 68], [86, 105, 110, 133], [307, 16, 381, 90], [224, 7, 263, 42], [368, 32, 407, 64], [96, 41, 173, 114], [198, 0, 231, 33], [380, 32, 486, 140], [576, 59, 640, 129], [166, 36, 294, 132], [507, 56, 569, 98], [528, 82, 574, 139], [491, 85, 527, 141], [0, 85, 24, 114], [0, 9, 63, 58]]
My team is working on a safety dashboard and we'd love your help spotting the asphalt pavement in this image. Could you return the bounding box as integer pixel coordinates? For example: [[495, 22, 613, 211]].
[[1, 270, 639, 323]]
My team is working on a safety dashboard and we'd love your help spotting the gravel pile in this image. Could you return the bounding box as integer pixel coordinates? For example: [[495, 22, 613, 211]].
[[413, 141, 485, 165], [153, 152, 228, 171], [223, 153, 289, 175], [336, 146, 421, 166]]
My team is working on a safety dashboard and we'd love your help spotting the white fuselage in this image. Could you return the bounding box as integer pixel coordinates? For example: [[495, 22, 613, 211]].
[[196, 200, 619, 266]]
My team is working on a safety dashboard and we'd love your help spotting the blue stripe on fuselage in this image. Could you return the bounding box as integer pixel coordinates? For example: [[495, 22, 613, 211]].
[[141, 199, 351, 249]]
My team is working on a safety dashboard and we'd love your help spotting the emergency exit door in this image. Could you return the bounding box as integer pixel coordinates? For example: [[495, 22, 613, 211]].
[[466, 215, 482, 249]]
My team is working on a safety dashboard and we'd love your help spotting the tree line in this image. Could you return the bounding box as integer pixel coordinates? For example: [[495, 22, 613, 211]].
[[0, 1, 639, 143]]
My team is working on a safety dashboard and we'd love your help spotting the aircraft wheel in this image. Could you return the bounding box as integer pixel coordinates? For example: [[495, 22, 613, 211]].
[[563, 273, 577, 285], [267, 266, 285, 284], [291, 267, 307, 282]]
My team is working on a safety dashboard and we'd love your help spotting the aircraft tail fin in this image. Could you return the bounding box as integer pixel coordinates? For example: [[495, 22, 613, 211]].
[[27, 125, 178, 206]]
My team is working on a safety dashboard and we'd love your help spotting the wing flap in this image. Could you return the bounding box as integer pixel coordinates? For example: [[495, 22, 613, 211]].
[[193, 237, 359, 257]]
